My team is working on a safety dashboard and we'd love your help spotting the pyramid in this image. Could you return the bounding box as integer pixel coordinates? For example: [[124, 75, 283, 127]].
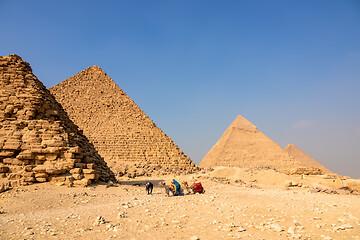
[[0, 55, 115, 191], [49, 66, 196, 176], [199, 115, 304, 171], [284, 144, 333, 174]]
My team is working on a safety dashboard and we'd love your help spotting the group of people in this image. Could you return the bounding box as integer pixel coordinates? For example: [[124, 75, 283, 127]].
[[146, 179, 183, 196], [146, 179, 205, 196]]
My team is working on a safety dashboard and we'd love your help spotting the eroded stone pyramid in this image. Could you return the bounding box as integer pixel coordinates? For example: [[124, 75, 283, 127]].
[[284, 144, 333, 174], [49, 66, 196, 177], [199, 115, 304, 172], [0, 55, 115, 191]]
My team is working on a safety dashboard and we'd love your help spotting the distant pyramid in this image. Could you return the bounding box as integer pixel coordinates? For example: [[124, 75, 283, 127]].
[[49, 66, 196, 175], [284, 144, 333, 174], [0, 55, 114, 190], [199, 115, 304, 171]]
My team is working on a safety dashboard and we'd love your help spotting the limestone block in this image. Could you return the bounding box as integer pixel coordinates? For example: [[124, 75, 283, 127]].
[[33, 165, 47, 173], [0, 165, 9, 173], [23, 176, 35, 182], [42, 147, 61, 154], [72, 173, 83, 180], [84, 173, 97, 180], [3, 140, 22, 150], [73, 178, 91, 187], [36, 177, 47, 182], [41, 139, 66, 147], [35, 172, 48, 178], [75, 163, 87, 168], [87, 163, 94, 169], [46, 167, 66, 175], [69, 168, 82, 174], [16, 151, 34, 160], [3, 158, 23, 165], [49, 176, 66, 182], [69, 146, 81, 154], [83, 169, 95, 174], [23, 165, 34, 172], [45, 154, 58, 161], [23, 171, 34, 177], [27, 145, 43, 153], [0, 150, 15, 157], [59, 161, 74, 169], [35, 155, 46, 161], [64, 152, 74, 159]]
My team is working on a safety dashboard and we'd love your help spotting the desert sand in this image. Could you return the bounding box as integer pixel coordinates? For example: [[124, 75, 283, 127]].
[[1, 167, 359, 240]]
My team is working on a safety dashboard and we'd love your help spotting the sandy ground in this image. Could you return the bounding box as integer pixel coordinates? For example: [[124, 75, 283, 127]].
[[0, 168, 359, 240]]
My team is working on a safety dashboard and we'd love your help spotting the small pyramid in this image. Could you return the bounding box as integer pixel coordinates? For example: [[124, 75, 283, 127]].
[[49, 66, 196, 176], [199, 115, 304, 171], [284, 144, 333, 174], [0, 55, 115, 191]]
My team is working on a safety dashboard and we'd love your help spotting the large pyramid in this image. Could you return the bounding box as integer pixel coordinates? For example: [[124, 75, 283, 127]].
[[0, 55, 115, 191], [49, 66, 196, 176], [199, 115, 304, 171], [284, 144, 333, 174]]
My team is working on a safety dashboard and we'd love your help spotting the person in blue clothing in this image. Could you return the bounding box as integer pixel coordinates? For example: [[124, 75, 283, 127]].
[[172, 179, 183, 196]]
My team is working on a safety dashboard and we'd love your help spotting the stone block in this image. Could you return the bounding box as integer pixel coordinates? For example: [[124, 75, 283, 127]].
[[73, 178, 91, 187], [75, 163, 87, 168], [33, 165, 47, 173], [23, 171, 34, 177], [59, 161, 75, 169], [83, 169, 95, 174], [3, 141, 21, 150], [72, 173, 83, 180], [0, 150, 15, 157], [35, 172, 48, 178], [84, 173, 97, 180], [0, 165, 9, 173], [23, 165, 34, 172], [41, 139, 66, 147], [64, 152, 74, 159], [69, 146, 81, 154], [49, 176, 66, 182], [36, 177, 47, 182], [23, 176, 35, 182], [16, 151, 34, 160], [87, 163, 94, 169], [45, 154, 58, 161], [46, 167, 66, 175], [42, 147, 60, 154], [69, 168, 82, 174]]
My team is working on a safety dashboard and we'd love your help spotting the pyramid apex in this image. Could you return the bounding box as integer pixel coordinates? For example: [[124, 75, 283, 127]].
[[285, 144, 296, 149], [229, 115, 257, 132]]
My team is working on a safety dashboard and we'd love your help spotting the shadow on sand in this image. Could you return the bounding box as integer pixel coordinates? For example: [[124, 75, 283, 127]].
[[117, 179, 165, 187]]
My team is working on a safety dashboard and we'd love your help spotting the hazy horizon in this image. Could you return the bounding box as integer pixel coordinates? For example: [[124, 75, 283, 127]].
[[1, 0, 359, 178]]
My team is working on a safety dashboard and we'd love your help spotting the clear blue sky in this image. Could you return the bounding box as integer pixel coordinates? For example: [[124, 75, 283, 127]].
[[1, 1, 359, 178]]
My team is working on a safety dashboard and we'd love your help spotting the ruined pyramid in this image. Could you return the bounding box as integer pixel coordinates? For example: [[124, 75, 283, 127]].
[[199, 115, 304, 171], [284, 144, 333, 174], [0, 55, 115, 191], [49, 66, 196, 176]]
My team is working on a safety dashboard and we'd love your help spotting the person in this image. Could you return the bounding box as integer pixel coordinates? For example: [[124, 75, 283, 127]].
[[172, 179, 183, 196], [146, 182, 153, 195]]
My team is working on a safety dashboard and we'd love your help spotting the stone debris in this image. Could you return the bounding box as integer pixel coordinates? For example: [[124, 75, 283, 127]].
[[0, 54, 115, 192], [93, 216, 106, 226], [49, 66, 197, 177]]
